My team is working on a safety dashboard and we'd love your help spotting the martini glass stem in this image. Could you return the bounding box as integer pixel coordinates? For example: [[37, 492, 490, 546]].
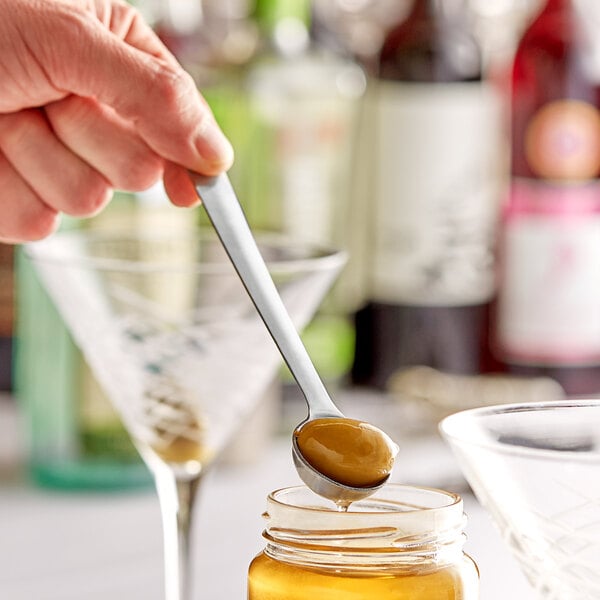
[[155, 468, 202, 600]]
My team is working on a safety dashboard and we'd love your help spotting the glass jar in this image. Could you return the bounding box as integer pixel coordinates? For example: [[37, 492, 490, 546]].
[[248, 484, 479, 599]]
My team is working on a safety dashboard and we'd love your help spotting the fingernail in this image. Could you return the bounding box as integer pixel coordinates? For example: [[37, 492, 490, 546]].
[[196, 119, 234, 171]]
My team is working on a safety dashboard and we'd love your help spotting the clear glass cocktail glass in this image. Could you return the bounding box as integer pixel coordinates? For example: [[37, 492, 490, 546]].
[[440, 399, 600, 599], [25, 227, 345, 600]]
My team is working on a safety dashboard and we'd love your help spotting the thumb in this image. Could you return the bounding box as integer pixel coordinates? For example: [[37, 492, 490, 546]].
[[50, 10, 233, 175]]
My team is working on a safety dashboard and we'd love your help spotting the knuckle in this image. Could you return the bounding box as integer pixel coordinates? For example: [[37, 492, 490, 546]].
[[114, 1, 144, 33], [154, 66, 196, 113]]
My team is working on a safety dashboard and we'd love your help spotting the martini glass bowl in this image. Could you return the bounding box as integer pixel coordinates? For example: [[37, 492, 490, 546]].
[[25, 227, 345, 600], [440, 399, 600, 599]]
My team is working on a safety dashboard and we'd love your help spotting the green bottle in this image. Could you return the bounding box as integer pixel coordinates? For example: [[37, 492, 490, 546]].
[[244, 0, 366, 383], [14, 193, 153, 490]]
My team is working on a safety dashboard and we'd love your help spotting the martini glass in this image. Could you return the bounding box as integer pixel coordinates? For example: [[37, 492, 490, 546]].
[[25, 227, 345, 600], [440, 400, 600, 599]]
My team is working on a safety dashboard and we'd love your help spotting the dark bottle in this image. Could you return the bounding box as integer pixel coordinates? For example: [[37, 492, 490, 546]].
[[352, 0, 503, 389], [494, 0, 600, 395]]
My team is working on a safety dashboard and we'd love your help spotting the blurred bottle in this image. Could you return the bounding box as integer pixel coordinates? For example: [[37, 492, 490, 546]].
[[148, 0, 365, 383], [150, 0, 258, 77], [311, 0, 412, 73], [352, 0, 504, 389], [148, 0, 258, 198], [466, 0, 543, 73], [494, 0, 600, 395], [242, 0, 367, 384], [0, 245, 14, 391]]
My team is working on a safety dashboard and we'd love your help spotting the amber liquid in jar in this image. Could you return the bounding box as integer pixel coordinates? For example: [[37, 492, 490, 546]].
[[248, 485, 479, 599], [250, 555, 470, 598]]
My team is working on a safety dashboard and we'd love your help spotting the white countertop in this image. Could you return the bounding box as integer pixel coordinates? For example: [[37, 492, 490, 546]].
[[0, 392, 532, 599]]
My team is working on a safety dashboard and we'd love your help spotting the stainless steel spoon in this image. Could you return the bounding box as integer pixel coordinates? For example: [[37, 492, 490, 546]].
[[189, 172, 394, 503]]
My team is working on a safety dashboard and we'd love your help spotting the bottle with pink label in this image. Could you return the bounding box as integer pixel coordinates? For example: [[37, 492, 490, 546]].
[[495, 0, 600, 395]]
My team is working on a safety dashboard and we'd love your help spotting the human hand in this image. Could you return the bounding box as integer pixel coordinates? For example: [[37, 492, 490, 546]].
[[0, 0, 234, 242]]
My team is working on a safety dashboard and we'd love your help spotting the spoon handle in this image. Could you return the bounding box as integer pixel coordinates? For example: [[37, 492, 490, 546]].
[[190, 172, 342, 419]]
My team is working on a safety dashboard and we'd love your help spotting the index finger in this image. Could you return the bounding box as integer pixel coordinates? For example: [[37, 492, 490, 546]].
[[49, 7, 233, 175]]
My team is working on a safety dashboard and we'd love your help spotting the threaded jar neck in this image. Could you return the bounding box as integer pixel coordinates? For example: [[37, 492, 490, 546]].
[[262, 485, 467, 571]]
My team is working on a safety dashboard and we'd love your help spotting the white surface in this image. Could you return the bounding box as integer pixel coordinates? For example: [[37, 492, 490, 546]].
[[0, 395, 532, 599]]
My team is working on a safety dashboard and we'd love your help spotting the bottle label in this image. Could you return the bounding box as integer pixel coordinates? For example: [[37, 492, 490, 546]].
[[370, 81, 502, 306], [251, 60, 360, 248], [525, 100, 600, 180], [497, 178, 600, 364]]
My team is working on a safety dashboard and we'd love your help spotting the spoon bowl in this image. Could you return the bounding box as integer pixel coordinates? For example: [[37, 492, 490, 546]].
[[292, 415, 398, 504], [292, 431, 391, 504]]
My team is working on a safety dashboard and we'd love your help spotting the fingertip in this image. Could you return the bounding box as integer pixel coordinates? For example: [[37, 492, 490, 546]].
[[23, 206, 62, 242], [64, 179, 113, 218], [163, 162, 201, 208], [194, 117, 235, 175]]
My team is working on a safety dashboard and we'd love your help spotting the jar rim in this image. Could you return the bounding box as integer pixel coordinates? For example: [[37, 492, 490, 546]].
[[269, 483, 461, 511], [265, 484, 464, 545]]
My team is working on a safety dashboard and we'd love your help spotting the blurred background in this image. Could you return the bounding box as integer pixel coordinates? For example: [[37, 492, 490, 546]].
[[1, 0, 587, 478], [2, 0, 600, 597]]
